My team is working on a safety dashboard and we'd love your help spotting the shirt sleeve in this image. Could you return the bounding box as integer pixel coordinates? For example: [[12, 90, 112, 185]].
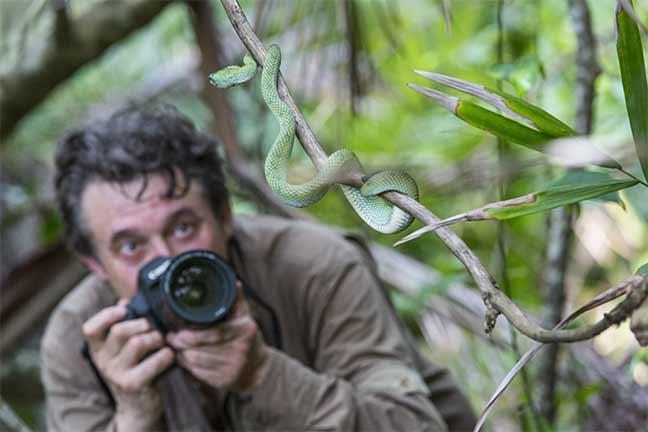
[[41, 308, 117, 432], [233, 241, 449, 431]]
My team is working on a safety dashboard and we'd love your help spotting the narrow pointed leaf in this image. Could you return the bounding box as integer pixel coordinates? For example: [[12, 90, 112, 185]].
[[617, 1, 648, 182], [413, 70, 534, 126], [619, 0, 648, 36], [456, 100, 555, 147], [411, 84, 621, 169], [491, 89, 577, 137], [396, 172, 636, 247], [486, 172, 637, 220], [415, 70, 576, 137]]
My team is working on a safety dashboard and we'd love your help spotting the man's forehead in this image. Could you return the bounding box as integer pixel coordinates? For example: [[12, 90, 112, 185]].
[[84, 173, 196, 204], [106, 173, 190, 200], [80, 175, 206, 235]]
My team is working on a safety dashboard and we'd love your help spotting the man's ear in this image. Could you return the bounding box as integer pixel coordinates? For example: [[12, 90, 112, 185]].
[[79, 255, 108, 280]]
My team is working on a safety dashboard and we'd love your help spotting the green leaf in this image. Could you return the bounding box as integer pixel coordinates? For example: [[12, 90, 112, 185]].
[[455, 100, 555, 148], [491, 89, 577, 138], [617, 1, 648, 182], [486, 171, 638, 220], [414, 70, 576, 138], [636, 263, 648, 276]]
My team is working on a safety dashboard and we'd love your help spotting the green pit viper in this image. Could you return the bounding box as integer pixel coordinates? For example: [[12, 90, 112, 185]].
[[209, 44, 418, 234]]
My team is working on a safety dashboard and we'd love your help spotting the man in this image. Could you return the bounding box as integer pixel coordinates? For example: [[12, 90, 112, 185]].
[[42, 104, 477, 431]]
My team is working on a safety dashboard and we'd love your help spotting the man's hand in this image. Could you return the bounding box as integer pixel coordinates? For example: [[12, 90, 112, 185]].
[[166, 286, 271, 393], [82, 302, 175, 431]]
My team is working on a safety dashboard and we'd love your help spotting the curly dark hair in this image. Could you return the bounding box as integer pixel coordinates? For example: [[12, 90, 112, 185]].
[[55, 104, 228, 257]]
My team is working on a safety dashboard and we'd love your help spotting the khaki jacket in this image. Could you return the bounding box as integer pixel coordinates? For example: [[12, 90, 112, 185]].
[[41, 216, 476, 431]]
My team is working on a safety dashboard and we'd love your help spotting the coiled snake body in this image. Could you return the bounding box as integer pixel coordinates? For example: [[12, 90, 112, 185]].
[[209, 45, 418, 234]]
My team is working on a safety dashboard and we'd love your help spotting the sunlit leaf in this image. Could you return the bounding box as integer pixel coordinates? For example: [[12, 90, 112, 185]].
[[486, 172, 638, 219], [455, 100, 554, 147], [616, 1, 648, 182], [395, 171, 637, 246], [413, 70, 576, 137], [491, 89, 576, 138]]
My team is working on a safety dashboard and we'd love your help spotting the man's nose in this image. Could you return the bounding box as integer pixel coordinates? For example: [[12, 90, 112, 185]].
[[150, 237, 173, 257]]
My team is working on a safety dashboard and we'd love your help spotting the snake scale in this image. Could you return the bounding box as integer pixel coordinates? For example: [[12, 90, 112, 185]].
[[209, 44, 418, 234]]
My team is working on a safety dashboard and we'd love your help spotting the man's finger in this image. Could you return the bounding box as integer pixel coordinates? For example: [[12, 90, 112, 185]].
[[167, 319, 247, 348], [177, 347, 220, 369], [115, 330, 165, 368], [127, 346, 175, 387], [177, 360, 227, 386], [82, 305, 128, 346], [103, 318, 152, 358]]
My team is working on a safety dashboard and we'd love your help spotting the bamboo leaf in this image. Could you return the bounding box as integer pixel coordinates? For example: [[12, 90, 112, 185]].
[[617, 1, 648, 182], [486, 171, 638, 220], [414, 70, 577, 137], [395, 172, 636, 247], [455, 100, 555, 148], [491, 89, 576, 138], [409, 83, 617, 168]]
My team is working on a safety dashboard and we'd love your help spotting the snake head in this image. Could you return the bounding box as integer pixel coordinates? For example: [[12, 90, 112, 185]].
[[209, 66, 243, 89], [208, 54, 258, 89]]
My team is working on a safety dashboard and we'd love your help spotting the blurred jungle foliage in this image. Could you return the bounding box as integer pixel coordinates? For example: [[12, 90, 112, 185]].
[[1, 0, 647, 431]]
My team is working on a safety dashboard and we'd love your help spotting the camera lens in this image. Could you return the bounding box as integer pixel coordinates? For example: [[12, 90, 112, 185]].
[[171, 266, 209, 307], [163, 251, 237, 326]]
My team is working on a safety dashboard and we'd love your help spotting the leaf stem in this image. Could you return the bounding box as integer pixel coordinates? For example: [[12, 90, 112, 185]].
[[619, 168, 648, 187]]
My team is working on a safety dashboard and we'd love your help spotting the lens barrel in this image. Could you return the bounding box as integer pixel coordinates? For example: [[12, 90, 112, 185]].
[[161, 250, 237, 327]]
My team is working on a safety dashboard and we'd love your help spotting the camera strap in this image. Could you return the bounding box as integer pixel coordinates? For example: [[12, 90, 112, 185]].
[[81, 342, 116, 408], [227, 237, 283, 350]]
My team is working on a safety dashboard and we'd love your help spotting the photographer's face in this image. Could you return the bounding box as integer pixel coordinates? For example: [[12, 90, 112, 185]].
[[79, 174, 231, 299]]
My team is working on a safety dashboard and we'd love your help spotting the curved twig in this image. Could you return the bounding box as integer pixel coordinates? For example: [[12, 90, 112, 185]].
[[217, 0, 647, 343]]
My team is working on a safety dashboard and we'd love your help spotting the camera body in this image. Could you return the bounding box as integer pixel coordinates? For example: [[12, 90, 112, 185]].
[[125, 249, 238, 332]]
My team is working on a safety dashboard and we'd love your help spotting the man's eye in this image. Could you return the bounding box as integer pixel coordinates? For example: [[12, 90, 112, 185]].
[[173, 222, 194, 238], [119, 240, 140, 256]]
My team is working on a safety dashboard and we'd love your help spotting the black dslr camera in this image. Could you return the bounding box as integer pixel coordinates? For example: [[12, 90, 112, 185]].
[[124, 250, 238, 332]]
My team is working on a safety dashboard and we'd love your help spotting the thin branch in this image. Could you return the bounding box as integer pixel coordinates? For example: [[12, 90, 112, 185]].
[[186, 0, 305, 221], [342, 0, 362, 115], [569, 0, 601, 135], [51, 0, 70, 43], [217, 0, 647, 343], [474, 274, 646, 432], [494, 3, 538, 430], [252, 0, 270, 36], [0, 397, 32, 432], [536, 205, 571, 423], [536, 0, 600, 423], [0, 0, 170, 140], [371, 1, 402, 52]]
